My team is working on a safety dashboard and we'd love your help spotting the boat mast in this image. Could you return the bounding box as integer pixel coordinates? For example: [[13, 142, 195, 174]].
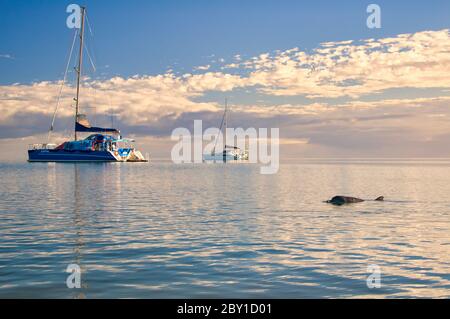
[[74, 7, 86, 141], [223, 98, 228, 161]]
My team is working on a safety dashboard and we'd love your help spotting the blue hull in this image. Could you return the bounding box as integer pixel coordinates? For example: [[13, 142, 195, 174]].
[[28, 149, 118, 162]]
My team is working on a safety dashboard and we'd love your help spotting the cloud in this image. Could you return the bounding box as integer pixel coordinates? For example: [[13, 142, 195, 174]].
[[241, 29, 450, 98], [193, 64, 211, 71], [2, 29, 450, 157], [0, 72, 247, 126], [0, 54, 14, 59]]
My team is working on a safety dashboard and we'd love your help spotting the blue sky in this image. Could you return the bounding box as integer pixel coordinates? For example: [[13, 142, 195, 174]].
[[2, 1, 450, 160], [2, 0, 450, 84]]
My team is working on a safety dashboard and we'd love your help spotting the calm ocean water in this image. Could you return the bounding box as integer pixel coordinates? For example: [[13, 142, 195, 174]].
[[0, 160, 449, 298]]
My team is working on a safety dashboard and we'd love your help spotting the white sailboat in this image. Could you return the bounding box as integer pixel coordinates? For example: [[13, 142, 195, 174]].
[[203, 99, 248, 162]]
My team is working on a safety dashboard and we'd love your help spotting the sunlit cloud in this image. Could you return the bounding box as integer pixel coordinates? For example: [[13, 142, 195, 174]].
[[241, 29, 450, 98], [2, 29, 450, 157]]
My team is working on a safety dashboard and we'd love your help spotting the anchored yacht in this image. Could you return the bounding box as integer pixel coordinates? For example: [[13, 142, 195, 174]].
[[203, 99, 248, 162], [28, 7, 147, 162]]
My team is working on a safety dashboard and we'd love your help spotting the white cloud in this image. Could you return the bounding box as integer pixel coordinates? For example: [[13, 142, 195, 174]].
[[0, 71, 248, 127], [193, 64, 211, 71], [3, 29, 450, 123], [0, 54, 14, 59], [2, 29, 450, 158], [242, 29, 450, 98]]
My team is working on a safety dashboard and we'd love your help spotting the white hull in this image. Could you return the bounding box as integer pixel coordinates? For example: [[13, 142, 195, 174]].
[[203, 150, 248, 162]]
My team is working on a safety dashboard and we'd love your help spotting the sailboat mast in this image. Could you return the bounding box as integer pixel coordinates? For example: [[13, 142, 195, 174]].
[[224, 98, 227, 148], [223, 98, 227, 162], [74, 7, 86, 141]]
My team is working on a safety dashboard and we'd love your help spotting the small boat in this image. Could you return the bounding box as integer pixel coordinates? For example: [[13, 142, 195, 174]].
[[28, 7, 147, 163], [203, 99, 248, 162]]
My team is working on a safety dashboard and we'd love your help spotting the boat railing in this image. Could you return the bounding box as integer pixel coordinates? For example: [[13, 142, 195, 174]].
[[28, 143, 57, 150]]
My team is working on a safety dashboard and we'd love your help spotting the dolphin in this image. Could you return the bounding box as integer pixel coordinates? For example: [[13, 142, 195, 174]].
[[326, 196, 384, 206]]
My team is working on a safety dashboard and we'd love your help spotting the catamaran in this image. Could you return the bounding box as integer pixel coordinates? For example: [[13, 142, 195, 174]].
[[28, 7, 147, 162], [203, 99, 248, 162]]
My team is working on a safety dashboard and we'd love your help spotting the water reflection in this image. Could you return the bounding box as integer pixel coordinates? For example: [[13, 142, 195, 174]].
[[0, 161, 449, 298], [72, 164, 87, 299]]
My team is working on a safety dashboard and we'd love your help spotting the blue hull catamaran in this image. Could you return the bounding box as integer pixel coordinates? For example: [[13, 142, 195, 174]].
[[28, 7, 147, 163]]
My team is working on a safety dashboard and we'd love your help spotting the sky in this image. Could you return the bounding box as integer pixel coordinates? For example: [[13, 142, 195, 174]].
[[1, 0, 450, 160]]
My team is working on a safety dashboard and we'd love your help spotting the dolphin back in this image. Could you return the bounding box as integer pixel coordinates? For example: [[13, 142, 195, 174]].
[[329, 196, 364, 205], [327, 195, 385, 205]]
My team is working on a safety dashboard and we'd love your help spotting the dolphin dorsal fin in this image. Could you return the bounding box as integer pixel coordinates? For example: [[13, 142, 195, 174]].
[[375, 196, 384, 201]]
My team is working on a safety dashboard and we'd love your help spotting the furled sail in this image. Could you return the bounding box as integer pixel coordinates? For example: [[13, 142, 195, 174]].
[[75, 114, 119, 133]]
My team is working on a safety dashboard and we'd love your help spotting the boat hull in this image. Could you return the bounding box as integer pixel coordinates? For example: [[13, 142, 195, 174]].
[[203, 151, 248, 162], [203, 154, 239, 161], [28, 149, 118, 162]]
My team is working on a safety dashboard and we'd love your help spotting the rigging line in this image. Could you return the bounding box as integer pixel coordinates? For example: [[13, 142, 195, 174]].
[[47, 29, 78, 143], [85, 14, 99, 74], [85, 13, 94, 37], [84, 43, 97, 73], [212, 103, 227, 154], [85, 13, 99, 67], [106, 93, 116, 128]]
